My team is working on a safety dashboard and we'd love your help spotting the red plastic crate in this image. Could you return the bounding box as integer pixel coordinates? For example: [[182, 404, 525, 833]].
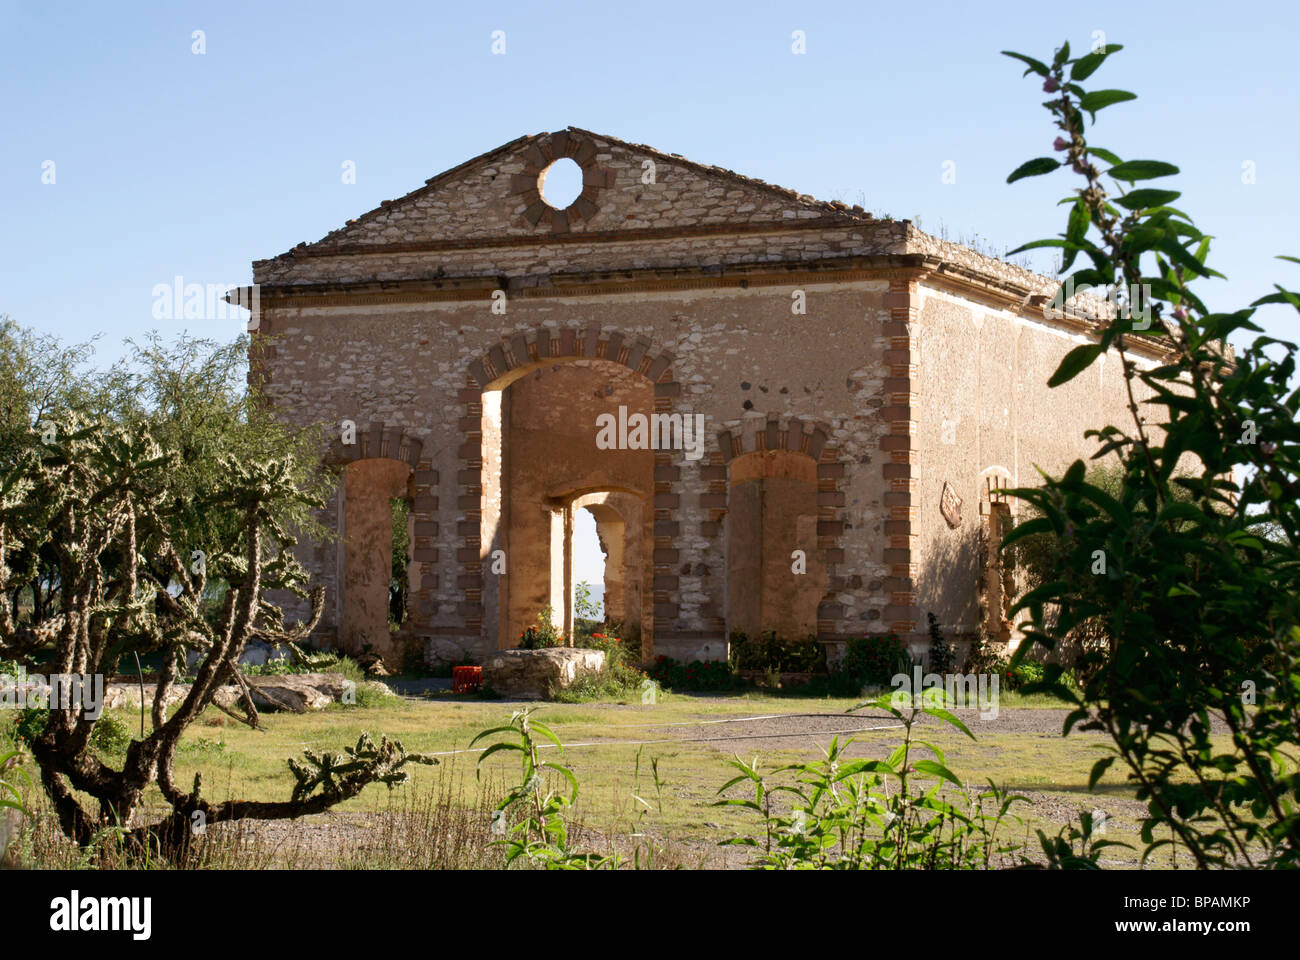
[[452, 665, 482, 694]]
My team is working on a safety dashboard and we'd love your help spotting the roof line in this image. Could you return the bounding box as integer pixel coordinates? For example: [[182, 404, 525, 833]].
[[265, 131, 545, 262], [564, 125, 872, 224]]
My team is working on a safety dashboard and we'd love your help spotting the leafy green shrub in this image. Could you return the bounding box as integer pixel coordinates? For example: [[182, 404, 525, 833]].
[[648, 656, 737, 691], [1002, 38, 1300, 867], [1000, 660, 1044, 692], [838, 633, 909, 688], [926, 614, 956, 674], [328, 680, 394, 710], [11, 708, 130, 757], [12, 707, 46, 747], [963, 631, 1007, 675], [241, 657, 296, 676], [553, 630, 649, 702], [730, 631, 826, 673], [518, 607, 566, 649], [90, 713, 132, 756]]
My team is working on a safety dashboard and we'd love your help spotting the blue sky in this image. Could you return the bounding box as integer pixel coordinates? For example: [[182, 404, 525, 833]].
[[3, 1, 1297, 600], [3, 0, 1297, 354]]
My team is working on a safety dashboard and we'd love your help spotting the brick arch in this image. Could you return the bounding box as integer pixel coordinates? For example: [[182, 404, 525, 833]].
[[465, 324, 677, 392], [323, 425, 439, 651], [456, 325, 681, 647], [325, 421, 425, 468], [711, 416, 848, 643]]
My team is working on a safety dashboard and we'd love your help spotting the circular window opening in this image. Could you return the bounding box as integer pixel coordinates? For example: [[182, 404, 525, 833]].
[[538, 157, 583, 210]]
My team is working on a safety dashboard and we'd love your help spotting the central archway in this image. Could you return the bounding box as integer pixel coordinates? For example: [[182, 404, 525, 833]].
[[481, 355, 658, 656], [459, 326, 683, 661]]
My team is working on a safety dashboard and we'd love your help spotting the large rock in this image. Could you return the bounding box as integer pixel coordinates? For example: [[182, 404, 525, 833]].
[[482, 648, 606, 700], [237, 672, 352, 713]]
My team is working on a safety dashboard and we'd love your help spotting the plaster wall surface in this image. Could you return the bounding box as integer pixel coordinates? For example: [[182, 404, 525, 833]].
[[912, 284, 1163, 641]]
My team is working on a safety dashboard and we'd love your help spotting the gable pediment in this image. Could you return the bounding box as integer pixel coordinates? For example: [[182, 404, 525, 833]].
[[260, 127, 874, 264]]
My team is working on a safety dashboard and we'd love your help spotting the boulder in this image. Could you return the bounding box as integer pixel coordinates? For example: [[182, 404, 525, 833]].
[[209, 672, 355, 714], [482, 648, 606, 700], [243, 672, 351, 713]]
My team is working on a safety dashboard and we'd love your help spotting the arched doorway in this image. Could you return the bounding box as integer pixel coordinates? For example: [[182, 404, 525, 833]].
[[478, 356, 656, 656], [565, 490, 645, 659], [341, 457, 414, 666], [726, 448, 826, 641]]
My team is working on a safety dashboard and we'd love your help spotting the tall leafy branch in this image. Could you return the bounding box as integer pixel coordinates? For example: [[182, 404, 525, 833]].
[[1001, 41, 1300, 868]]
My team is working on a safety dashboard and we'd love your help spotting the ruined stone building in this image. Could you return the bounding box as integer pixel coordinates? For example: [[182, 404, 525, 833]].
[[246, 127, 1165, 669]]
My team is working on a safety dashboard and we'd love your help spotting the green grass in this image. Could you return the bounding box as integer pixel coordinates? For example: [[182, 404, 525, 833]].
[[2, 690, 1269, 869]]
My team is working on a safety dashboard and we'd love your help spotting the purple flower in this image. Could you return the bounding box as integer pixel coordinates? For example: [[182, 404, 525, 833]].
[[1054, 137, 1070, 152], [1260, 441, 1277, 456], [1043, 77, 1060, 93], [1171, 306, 1188, 321]]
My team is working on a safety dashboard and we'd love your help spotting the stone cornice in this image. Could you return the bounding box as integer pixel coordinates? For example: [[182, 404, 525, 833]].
[[246, 252, 1176, 359], [253, 214, 883, 267]]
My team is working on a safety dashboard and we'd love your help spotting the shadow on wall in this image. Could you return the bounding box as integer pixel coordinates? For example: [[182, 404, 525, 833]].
[[915, 522, 982, 666]]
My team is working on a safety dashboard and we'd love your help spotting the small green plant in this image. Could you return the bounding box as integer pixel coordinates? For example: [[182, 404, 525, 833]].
[[182, 736, 227, 756], [518, 607, 566, 649], [1, 747, 32, 823], [927, 614, 956, 674], [629, 747, 670, 869], [242, 657, 298, 676], [1034, 810, 1131, 869], [573, 581, 600, 622], [471, 708, 614, 868], [715, 691, 1046, 869]]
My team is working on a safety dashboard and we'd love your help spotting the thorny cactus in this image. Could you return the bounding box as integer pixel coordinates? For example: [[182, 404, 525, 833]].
[[289, 733, 437, 804], [0, 406, 423, 861]]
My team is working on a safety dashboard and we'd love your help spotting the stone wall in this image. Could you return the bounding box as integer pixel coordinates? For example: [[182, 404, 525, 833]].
[[257, 280, 894, 665], [247, 126, 1172, 668]]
